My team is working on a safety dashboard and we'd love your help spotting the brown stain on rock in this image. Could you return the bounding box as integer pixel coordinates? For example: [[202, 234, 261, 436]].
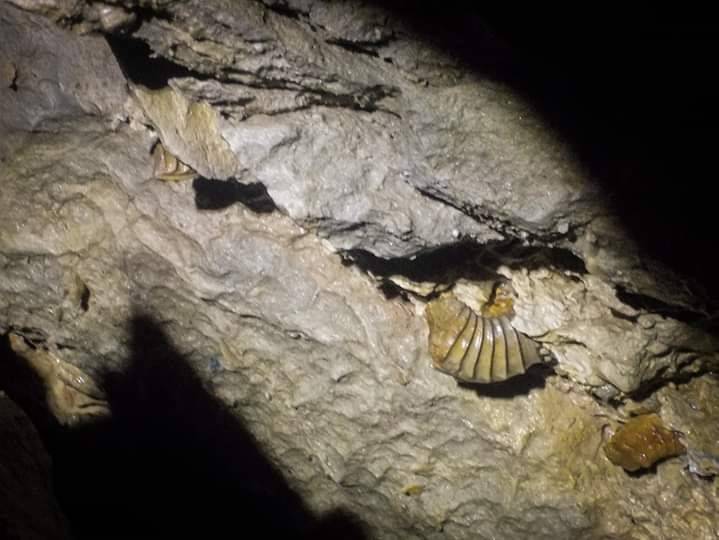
[[604, 413, 686, 472]]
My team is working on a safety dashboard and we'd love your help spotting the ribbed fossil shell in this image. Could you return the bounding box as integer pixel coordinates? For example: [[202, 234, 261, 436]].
[[425, 294, 543, 383], [151, 142, 197, 182], [604, 413, 686, 472]]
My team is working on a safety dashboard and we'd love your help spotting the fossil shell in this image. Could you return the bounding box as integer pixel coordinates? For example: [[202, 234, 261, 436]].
[[151, 141, 197, 182], [425, 295, 543, 383], [604, 413, 686, 472]]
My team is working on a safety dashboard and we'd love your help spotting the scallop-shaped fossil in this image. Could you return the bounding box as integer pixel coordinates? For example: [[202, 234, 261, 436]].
[[425, 294, 543, 383], [151, 141, 197, 182], [604, 413, 686, 472]]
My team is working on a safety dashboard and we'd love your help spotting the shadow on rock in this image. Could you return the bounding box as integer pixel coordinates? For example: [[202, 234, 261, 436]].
[[459, 362, 555, 399], [0, 319, 367, 540]]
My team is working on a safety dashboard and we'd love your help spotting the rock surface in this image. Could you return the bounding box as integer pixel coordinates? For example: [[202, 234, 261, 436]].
[[1, 2, 717, 539], [0, 392, 71, 540]]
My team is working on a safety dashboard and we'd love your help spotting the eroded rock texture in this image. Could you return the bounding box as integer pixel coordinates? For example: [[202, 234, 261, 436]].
[[1, 2, 718, 539]]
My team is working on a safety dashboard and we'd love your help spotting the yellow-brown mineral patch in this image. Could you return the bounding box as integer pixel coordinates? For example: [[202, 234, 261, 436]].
[[480, 282, 515, 318], [604, 413, 685, 472]]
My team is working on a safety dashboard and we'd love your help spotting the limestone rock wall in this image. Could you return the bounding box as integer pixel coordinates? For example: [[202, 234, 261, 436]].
[[1, 2, 717, 539]]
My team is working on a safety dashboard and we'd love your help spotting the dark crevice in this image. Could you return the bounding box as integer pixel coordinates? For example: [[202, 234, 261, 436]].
[[9, 326, 47, 344], [342, 242, 483, 284], [79, 282, 91, 312], [320, 219, 373, 235], [216, 66, 400, 115], [616, 286, 713, 328], [298, 84, 401, 114], [9, 67, 18, 91], [377, 280, 407, 301], [262, 2, 306, 21], [342, 240, 587, 297], [220, 63, 400, 111], [128, 4, 175, 25], [106, 27, 399, 115], [628, 370, 718, 403], [222, 68, 303, 90], [325, 38, 381, 58], [414, 185, 583, 245], [625, 462, 661, 478], [105, 33, 212, 90], [212, 97, 256, 109], [193, 177, 278, 213]]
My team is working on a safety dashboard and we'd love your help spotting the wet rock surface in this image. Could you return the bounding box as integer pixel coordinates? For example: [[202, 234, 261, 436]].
[[1, 2, 717, 539]]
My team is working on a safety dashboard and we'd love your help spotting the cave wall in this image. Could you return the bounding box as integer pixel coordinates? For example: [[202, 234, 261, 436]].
[[1, 2, 717, 539]]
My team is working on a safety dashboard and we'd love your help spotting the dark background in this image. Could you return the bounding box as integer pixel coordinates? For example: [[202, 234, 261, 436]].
[[388, 3, 717, 301]]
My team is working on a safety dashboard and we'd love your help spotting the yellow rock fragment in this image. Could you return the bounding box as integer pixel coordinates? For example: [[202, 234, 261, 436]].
[[604, 413, 685, 472]]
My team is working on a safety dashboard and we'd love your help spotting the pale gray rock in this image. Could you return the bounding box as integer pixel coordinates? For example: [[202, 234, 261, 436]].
[[1, 2, 717, 539], [0, 3, 127, 134], [4, 0, 83, 22], [120, 0, 599, 258], [505, 269, 718, 394]]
